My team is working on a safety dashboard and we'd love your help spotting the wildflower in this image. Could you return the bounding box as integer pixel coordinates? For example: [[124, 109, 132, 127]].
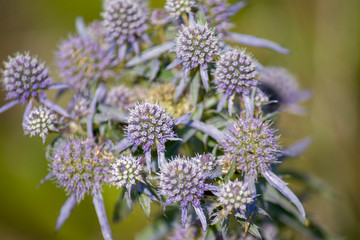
[[253, 88, 270, 116], [167, 23, 219, 92], [22, 106, 58, 143], [192, 153, 216, 173], [168, 223, 204, 240], [259, 67, 311, 114], [67, 93, 91, 119], [56, 35, 115, 95], [49, 137, 115, 240], [102, 0, 149, 59], [50, 137, 113, 201], [160, 156, 217, 231], [220, 116, 306, 221], [220, 117, 279, 178], [105, 85, 137, 111], [151, 9, 170, 26], [165, 0, 196, 19], [127, 102, 177, 171], [213, 179, 254, 222], [109, 155, 144, 193]]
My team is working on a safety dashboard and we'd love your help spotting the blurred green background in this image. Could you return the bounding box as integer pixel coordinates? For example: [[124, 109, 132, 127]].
[[0, 0, 359, 239]]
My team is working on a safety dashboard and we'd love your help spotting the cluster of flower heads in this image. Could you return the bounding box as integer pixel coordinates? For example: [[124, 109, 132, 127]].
[[0, 0, 315, 240], [23, 106, 58, 142], [2, 52, 52, 104]]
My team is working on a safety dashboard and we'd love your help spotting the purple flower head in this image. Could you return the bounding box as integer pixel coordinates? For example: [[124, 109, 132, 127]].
[[1, 52, 52, 104], [199, 0, 235, 39], [176, 23, 219, 70], [50, 137, 114, 202], [127, 102, 175, 153], [67, 94, 91, 119], [160, 156, 214, 230], [215, 49, 258, 96], [192, 153, 216, 173], [165, 0, 196, 18], [23, 106, 58, 143], [56, 35, 114, 95], [168, 223, 204, 240], [105, 85, 137, 111], [220, 117, 280, 178], [109, 155, 143, 191], [214, 179, 254, 217], [102, 0, 148, 46], [259, 67, 311, 114], [151, 9, 170, 26]]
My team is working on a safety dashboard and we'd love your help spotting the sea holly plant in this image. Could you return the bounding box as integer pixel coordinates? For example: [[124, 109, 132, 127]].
[[0, 0, 335, 240]]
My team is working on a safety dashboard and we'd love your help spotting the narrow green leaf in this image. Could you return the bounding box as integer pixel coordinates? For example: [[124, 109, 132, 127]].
[[139, 193, 151, 219]]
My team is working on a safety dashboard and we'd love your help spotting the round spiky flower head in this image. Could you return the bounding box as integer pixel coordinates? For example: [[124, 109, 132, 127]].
[[127, 102, 175, 153], [105, 85, 137, 111], [109, 155, 143, 191], [23, 106, 58, 143], [192, 153, 216, 173], [50, 137, 114, 201], [220, 117, 280, 178], [215, 49, 258, 96], [176, 23, 219, 70], [168, 223, 204, 240], [215, 179, 254, 217], [1, 52, 52, 104], [67, 94, 90, 119], [165, 0, 196, 18], [103, 0, 148, 46], [56, 36, 114, 94], [160, 157, 214, 230]]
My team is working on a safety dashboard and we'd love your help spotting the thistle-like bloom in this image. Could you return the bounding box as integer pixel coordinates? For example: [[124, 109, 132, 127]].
[[160, 157, 216, 231], [192, 153, 216, 173], [220, 117, 280, 178], [214, 179, 254, 218], [50, 137, 113, 201], [1, 52, 52, 104], [259, 67, 311, 114], [56, 35, 115, 95], [0, 52, 55, 114], [168, 223, 204, 240], [167, 23, 219, 92], [102, 0, 148, 58], [67, 93, 91, 119], [127, 102, 177, 170], [165, 0, 196, 18], [23, 106, 58, 143], [215, 50, 258, 96], [105, 85, 137, 111], [109, 155, 143, 192], [151, 9, 170, 26]]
